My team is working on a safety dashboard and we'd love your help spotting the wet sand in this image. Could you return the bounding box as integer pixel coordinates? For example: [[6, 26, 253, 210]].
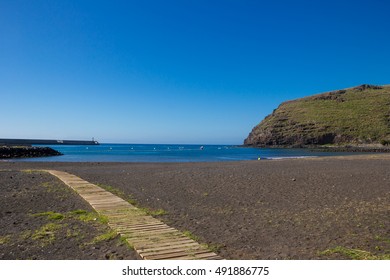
[[1, 155, 390, 259]]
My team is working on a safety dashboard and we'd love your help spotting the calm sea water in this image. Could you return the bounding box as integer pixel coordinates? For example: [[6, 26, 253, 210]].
[[12, 144, 358, 162]]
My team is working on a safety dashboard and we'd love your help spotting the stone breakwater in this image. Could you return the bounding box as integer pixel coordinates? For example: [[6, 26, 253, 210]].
[[0, 146, 63, 159]]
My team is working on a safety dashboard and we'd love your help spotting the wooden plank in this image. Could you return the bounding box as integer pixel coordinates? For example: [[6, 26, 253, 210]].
[[116, 223, 170, 229], [130, 237, 194, 249], [172, 252, 222, 260], [124, 232, 184, 243], [205, 256, 224, 260], [140, 246, 207, 257], [138, 238, 198, 247], [89, 199, 126, 205], [144, 249, 212, 260], [108, 221, 163, 227], [116, 225, 171, 232], [190, 252, 222, 260], [137, 242, 201, 254], [109, 221, 165, 227], [118, 228, 179, 237]]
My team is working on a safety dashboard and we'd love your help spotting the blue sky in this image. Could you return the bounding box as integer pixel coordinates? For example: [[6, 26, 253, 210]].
[[1, 0, 390, 144]]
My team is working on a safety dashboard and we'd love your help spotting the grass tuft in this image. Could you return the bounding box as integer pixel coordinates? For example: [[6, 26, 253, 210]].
[[204, 243, 224, 253], [320, 246, 390, 260], [0, 235, 11, 245], [140, 208, 168, 216], [32, 223, 62, 244], [67, 209, 105, 223], [32, 211, 64, 220], [183, 230, 200, 242], [91, 230, 118, 244]]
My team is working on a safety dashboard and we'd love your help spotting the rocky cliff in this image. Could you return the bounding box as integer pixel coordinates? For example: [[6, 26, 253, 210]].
[[244, 85, 390, 147]]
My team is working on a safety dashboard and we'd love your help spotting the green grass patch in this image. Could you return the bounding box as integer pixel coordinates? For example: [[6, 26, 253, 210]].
[[183, 230, 200, 242], [21, 169, 37, 174], [204, 243, 224, 253], [119, 235, 134, 249], [320, 246, 390, 260], [91, 230, 118, 244], [20, 230, 32, 240], [0, 235, 11, 245], [67, 209, 108, 223], [32, 209, 108, 224], [32, 223, 62, 244], [374, 235, 390, 244], [66, 227, 83, 239], [30, 210, 113, 246], [140, 208, 168, 217], [32, 211, 64, 220]]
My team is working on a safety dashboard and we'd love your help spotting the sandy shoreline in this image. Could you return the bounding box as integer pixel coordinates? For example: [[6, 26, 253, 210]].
[[1, 155, 390, 259]]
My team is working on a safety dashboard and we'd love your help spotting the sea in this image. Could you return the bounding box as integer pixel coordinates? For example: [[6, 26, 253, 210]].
[[12, 144, 358, 162]]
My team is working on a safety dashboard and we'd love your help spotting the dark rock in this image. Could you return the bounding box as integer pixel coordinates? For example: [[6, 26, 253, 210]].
[[353, 84, 383, 91], [0, 146, 63, 159]]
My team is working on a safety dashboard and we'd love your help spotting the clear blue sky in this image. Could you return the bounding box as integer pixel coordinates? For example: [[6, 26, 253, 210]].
[[1, 0, 389, 144]]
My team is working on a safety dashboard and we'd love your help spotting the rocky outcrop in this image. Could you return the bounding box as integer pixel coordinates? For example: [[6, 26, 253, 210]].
[[244, 85, 390, 147], [0, 146, 63, 159]]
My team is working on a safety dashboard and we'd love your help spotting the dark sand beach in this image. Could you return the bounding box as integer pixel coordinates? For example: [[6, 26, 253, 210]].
[[0, 170, 140, 260], [1, 155, 390, 259]]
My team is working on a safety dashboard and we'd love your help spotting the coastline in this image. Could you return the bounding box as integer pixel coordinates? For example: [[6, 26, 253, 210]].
[[242, 144, 390, 153], [311, 145, 390, 153], [1, 155, 390, 259], [4, 143, 389, 163]]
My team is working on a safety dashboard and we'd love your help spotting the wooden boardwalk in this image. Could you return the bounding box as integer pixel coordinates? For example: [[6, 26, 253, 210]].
[[45, 170, 222, 260]]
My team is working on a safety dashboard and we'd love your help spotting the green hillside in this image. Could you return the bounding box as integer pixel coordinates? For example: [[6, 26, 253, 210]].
[[244, 85, 390, 147]]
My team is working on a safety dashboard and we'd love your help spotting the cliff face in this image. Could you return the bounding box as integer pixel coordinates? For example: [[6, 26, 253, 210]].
[[244, 85, 390, 147]]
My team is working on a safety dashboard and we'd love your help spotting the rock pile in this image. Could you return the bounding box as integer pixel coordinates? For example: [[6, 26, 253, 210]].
[[0, 146, 63, 159]]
